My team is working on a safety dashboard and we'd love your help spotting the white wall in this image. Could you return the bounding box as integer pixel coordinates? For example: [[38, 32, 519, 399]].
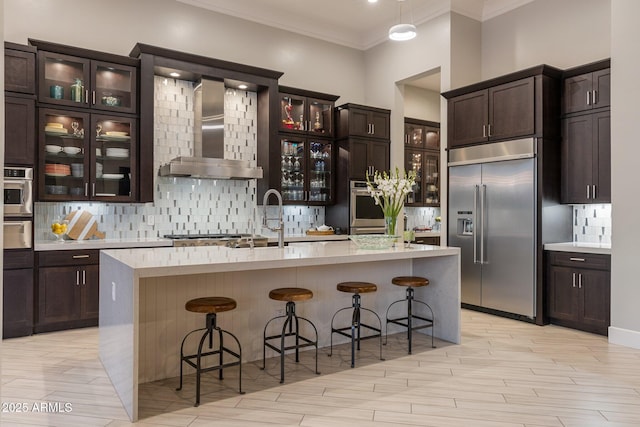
[[404, 86, 441, 122], [4, 0, 365, 103], [481, 0, 611, 78], [609, 0, 640, 348]]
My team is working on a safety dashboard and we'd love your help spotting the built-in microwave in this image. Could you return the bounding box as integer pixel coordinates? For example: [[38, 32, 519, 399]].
[[4, 167, 33, 217], [349, 181, 386, 234]]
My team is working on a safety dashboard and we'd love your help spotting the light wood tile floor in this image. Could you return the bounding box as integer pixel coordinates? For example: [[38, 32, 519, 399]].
[[2, 310, 640, 426]]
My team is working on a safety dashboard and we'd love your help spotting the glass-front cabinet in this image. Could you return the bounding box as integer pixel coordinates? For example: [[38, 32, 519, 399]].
[[38, 50, 137, 114], [280, 137, 332, 204], [279, 87, 337, 137], [39, 108, 136, 201], [404, 118, 440, 207]]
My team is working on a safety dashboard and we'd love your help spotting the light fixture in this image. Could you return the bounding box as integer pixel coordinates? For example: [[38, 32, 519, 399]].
[[238, 84, 248, 90], [169, 72, 181, 78], [389, 0, 416, 41], [368, 0, 378, 3]]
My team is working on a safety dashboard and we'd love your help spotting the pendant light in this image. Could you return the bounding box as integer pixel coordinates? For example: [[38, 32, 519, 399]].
[[389, 0, 416, 41]]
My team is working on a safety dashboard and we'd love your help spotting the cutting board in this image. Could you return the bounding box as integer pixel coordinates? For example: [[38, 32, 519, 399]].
[[64, 210, 105, 240], [306, 229, 335, 235]]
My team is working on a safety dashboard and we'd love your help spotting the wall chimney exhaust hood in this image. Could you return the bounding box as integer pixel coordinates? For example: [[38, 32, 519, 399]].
[[159, 79, 263, 180]]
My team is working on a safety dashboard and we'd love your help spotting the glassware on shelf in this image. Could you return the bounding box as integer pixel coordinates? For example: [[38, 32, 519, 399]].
[[293, 157, 301, 171]]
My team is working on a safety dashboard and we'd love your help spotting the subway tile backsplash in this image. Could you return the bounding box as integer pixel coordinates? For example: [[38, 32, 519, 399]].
[[35, 77, 324, 241], [573, 204, 611, 244]]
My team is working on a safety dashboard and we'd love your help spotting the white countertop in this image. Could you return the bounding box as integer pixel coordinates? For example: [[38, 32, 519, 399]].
[[35, 238, 173, 251], [544, 242, 611, 255], [101, 240, 459, 278]]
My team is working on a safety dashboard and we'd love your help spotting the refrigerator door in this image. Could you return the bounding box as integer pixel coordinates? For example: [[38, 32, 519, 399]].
[[480, 158, 536, 317], [448, 164, 482, 306]]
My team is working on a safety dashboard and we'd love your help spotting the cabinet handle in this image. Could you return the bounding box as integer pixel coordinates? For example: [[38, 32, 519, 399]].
[[72, 255, 90, 259], [85, 89, 89, 105], [372, 124, 375, 135], [592, 90, 597, 105], [586, 91, 591, 105], [569, 257, 585, 262], [76, 270, 80, 286], [92, 183, 96, 197], [586, 185, 590, 199], [92, 91, 96, 105], [482, 125, 487, 138], [487, 124, 492, 137], [592, 184, 597, 199], [82, 270, 86, 285], [578, 273, 582, 289], [572, 272, 576, 288], [85, 182, 89, 197]]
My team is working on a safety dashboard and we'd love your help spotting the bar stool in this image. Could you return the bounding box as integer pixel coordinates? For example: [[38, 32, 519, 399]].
[[385, 276, 435, 354], [329, 281, 384, 368], [261, 287, 320, 383], [176, 297, 243, 406]]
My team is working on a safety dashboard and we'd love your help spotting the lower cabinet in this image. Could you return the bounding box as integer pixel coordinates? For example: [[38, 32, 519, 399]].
[[3, 250, 35, 338], [35, 249, 100, 333], [546, 251, 610, 335], [413, 236, 440, 245]]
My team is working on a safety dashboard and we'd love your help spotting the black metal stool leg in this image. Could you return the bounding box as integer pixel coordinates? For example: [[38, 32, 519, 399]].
[[407, 288, 414, 354]]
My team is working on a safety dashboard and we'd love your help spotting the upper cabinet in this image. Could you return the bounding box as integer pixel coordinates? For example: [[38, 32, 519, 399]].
[[563, 63, 610, 115], [404, 118, 440, 150], [5, 42, 36, 94], [336, 103, 390, 140], [279, 86, 337, 138], [442, 65, 562, 149], [37, 50, 137, 114], [404, 119, 440, 207]]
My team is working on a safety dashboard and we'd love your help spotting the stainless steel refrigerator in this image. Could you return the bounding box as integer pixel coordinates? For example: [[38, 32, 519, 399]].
[[448, 138, 571, 321]]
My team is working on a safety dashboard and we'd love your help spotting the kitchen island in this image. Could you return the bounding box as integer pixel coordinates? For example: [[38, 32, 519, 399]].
[[99, 241, 460, 421]]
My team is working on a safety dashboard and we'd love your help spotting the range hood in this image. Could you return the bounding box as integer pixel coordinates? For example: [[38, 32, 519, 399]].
[[158, 78, 263, 179]]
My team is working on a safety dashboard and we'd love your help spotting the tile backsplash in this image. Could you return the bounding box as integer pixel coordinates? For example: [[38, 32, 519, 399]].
[[405, 207, 441, 231], [573, 204, 611, 244], [35, 77, 324, 241]]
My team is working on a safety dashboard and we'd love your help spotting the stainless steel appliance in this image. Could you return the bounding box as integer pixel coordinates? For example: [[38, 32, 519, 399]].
[[164, 234, 268, 247], [3, 220, 33, 249], [448, 138, 571, 321], [349, 181, 385, 234], [4, 167, 33, 217]]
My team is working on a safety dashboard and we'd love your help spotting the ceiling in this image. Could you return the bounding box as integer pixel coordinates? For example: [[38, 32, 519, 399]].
[[176, 0, 534, 51]]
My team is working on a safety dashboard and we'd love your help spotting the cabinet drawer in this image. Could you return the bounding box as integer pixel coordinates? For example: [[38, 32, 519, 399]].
[[548, 251, 610, 270], [38, 250, 100, 267], [414, 237, 440, 245]]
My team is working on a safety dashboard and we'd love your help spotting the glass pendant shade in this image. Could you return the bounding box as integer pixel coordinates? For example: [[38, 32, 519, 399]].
[[389, 23, 417, 41]]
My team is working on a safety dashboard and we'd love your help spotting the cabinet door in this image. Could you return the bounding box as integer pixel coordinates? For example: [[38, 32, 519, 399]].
[[5, 48, 36, 94], [91, 60, 138, 114], [405, 123, 425, 148], [592, 111, 611, 203], [348, 108, 372, 138], [39, 108, 91, 201], [92, 115, 136, 201], [308, 139, 332, 204], [5, 96, 35, 166], [38, 51, 91, 107], [308, 97, 334, 137], [370, 111, 390, 140], [489, 77, 535, 141], [38, 266, 81, 325], [280, 136, 306, 202], [561, 114, 593, 204], [448, 90, 488, 148], [592, 69, 610, 110], [424, 151, 440, 206], [547, 265, 580, 321], [405, 150, 423, 205], [3, 268, 34, 338], [80, 265, 100, 320], [369, 141, 390, 176], [425, 126, 440, 150], [280, 93, 306, 133], [562, 73, 593, 115], [579, 268, 610, 334], [348, 139, 370, 180]]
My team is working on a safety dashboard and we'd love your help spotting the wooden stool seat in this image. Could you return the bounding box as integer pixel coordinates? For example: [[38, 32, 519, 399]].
[[269, 287, 313, 302], [337, 281, 377, 294], [185, 297, 237, 314], [391, 276, 429, 288]]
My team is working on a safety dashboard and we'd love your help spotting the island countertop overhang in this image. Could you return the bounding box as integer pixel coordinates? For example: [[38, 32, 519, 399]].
[[100, 241, 460, 278]]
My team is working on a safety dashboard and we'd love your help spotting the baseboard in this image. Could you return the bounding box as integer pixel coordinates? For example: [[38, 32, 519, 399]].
[[608, 326, 640, 349]]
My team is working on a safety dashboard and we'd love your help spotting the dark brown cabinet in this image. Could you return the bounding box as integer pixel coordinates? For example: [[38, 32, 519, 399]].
[[447, 77, 535, 148], [36, 249, 100, 333], [279, 136, 333, 204], [36, 50, 137, 114], [546, 251, 610, 336], [5, 96, 36, 166], [337, 103, 390, 140], [563, 68, 610, 115], [413, 236, 440, 245], [404, 119, 440, 207], [279, 87, 337, 138], [561, 111, 610, 203], [340, 138, 390, 180], [3, 250, 34, 338], [38, 108, 136, 201], [5, 43, 36, 94]]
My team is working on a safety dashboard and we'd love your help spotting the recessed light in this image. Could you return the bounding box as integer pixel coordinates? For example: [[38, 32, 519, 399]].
[[238, 84, 248, 90], [169, 72, 180, 78], [368, 0, 378, 3]]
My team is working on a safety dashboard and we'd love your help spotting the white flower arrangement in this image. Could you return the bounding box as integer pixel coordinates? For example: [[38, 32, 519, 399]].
[[366, 168, 417, 231]]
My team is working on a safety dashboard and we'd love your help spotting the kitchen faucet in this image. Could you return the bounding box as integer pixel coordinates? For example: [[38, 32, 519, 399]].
[[262, 189, 284, 248]]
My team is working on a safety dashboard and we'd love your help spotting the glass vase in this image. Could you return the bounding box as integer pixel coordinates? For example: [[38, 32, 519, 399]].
[[385, 215, 398, 236]]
